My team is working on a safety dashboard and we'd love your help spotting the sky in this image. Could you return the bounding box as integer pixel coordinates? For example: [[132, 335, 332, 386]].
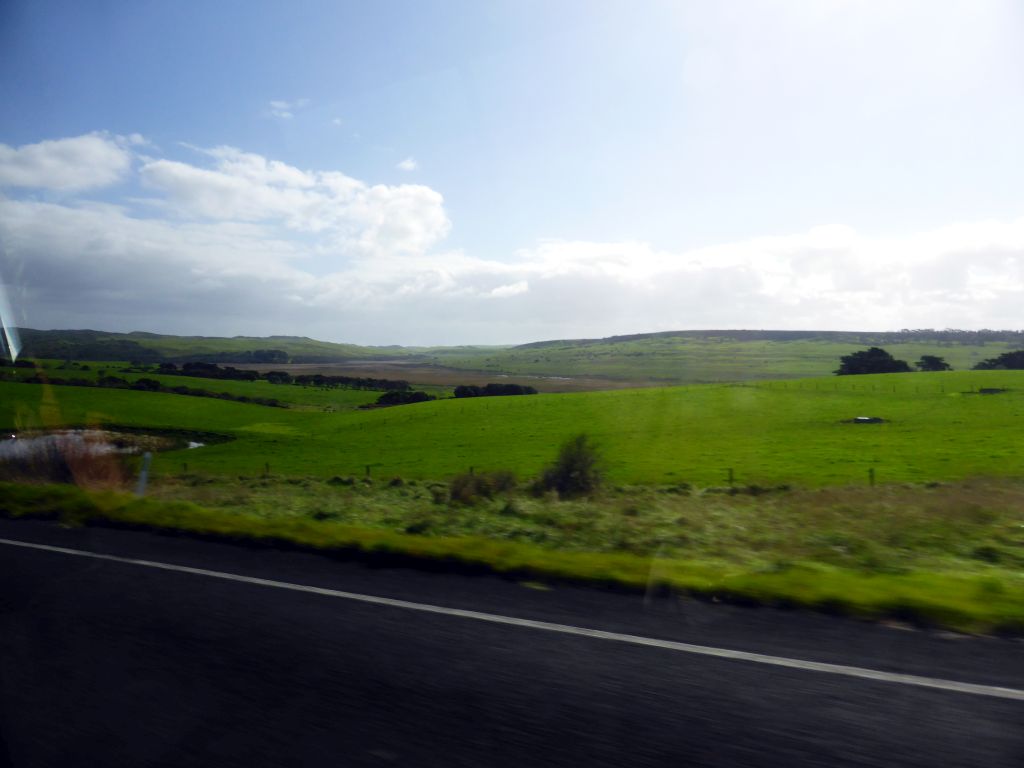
[[1, 0, 1023, 345]]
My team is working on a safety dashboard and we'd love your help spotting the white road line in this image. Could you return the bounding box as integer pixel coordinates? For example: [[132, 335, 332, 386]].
[[2, 535, 1022, 702]]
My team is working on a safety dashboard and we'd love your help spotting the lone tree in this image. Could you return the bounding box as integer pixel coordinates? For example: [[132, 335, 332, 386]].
[[835, 347, 912, 375], [916, 355, 952, 372]]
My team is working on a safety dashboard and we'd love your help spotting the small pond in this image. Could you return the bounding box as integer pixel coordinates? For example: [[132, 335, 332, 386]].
[[0, 429, 209, 462]]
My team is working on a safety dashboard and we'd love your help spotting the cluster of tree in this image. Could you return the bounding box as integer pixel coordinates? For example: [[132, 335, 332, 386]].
[[453, 383, 539, 398], [835, 348, 911, 375], [154, 362, 410, 391], [10, 373, 284, 407], [157, 362, 259, 380], [916, 355, 953, 372], [370, 390, 436, 407], [264, 370, 293, 384], [180, 349, 288, 364], [835, 348, 953, 375], [290, 373, 410, 391], [973, 350, 1024, 370]]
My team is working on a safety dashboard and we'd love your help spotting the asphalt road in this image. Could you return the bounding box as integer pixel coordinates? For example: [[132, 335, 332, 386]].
[[0, 517, 1021, 767]]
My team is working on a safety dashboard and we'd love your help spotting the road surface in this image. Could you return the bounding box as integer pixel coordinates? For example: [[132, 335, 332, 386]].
[[0, 517, 1021, 767]]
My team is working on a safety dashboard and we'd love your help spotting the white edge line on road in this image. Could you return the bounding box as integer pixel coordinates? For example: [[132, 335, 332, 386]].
[[2, 535, 1022, 702]]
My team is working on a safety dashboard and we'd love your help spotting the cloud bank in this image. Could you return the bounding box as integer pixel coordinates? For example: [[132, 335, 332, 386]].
[[1, 132, 1022, 345]]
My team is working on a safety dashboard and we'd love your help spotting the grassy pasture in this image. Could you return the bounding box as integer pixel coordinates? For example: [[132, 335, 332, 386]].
[[3, 369, 1024, 487]]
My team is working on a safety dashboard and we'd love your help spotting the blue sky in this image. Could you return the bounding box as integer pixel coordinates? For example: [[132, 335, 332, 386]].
[[1, 0, 1023, 344]]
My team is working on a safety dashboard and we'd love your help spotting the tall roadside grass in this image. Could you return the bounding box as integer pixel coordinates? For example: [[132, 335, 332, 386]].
[[2, 480, 1022, 636]]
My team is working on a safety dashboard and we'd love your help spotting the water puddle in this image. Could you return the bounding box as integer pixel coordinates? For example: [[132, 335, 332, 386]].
[[0, 429, 206, 461]]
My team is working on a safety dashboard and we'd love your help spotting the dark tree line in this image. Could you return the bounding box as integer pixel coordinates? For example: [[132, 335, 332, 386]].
[[155, 362, 411, 391], [159, 362, 260, 381], [182, 349, 288, 364], [837, 345, 1024, 374], [372, 390, 436, 407], [9, 374, 285, 407], [290, 373, 411, 391], [454, 383, 538, 398], [368, 381, 539, 410]]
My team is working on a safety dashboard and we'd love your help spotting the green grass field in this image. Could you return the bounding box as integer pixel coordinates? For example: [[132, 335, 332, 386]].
[[3, 370, 1024, 486]]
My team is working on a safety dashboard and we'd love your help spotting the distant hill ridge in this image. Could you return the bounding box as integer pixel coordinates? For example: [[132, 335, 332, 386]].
[[12, 328, 1024, 382], [12, 328, 405, 364], [513, 328, 1024, 349]]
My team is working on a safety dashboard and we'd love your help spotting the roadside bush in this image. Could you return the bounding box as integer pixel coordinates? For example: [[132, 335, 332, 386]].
[[534, 434, 604, 499], [448, 470, 518, 505], [499, 500, 522, 516], [429, 485, 448, 504]]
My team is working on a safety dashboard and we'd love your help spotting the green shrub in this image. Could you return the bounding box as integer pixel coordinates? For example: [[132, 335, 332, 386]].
[[535, 433, 604, 499], [449, 470, 518, 505], [499, 500, 522, 516]]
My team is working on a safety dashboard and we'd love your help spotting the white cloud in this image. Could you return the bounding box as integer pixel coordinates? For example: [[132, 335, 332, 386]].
[[489, 281, 529, 298], [138, 145, 450, 255], [267, 98, 310, 119], [0, 132, 133, 191], [396, 157, 418, 172], [4, 131, 1024, 344]]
